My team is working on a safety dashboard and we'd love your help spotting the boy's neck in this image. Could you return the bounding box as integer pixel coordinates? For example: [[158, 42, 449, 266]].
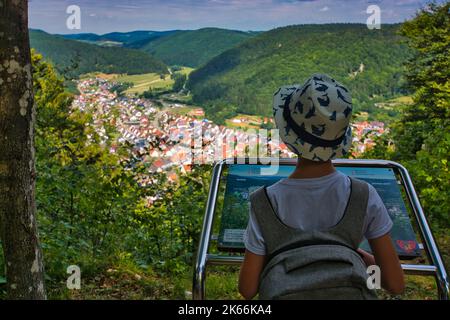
[[289, 157, 336, 179]]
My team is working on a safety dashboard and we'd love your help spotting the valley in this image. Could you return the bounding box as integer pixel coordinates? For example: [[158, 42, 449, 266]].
[[30, 24, 414, 170]]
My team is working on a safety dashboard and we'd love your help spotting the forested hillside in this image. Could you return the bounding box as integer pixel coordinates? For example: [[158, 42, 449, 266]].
[[30, 29, 168, 77], [138, 28, 256, 67], [187, 24, 411, 118]]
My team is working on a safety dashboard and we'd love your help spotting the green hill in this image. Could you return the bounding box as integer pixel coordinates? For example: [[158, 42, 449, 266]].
[[187, 24, 412, 118], [139, 28, 256, 67], [30, 29, 168, 78]]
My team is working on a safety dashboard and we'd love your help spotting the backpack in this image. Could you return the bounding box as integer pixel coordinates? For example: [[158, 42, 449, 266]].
[[249, 177, 378, 300]]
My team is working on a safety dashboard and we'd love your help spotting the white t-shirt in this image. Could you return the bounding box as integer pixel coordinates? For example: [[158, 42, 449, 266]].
[[244, 170, 393, 256]]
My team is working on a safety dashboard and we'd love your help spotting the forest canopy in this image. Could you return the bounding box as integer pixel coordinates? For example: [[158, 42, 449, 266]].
[[138, 28, 256, 68], [187, 24, 412, 119]]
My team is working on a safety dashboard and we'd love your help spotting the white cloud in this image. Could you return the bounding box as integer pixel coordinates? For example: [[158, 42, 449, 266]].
[[319, 6, 329, 12]]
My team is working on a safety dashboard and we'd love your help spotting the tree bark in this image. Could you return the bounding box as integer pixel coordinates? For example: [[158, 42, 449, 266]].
[[0, 0, 46, 299]]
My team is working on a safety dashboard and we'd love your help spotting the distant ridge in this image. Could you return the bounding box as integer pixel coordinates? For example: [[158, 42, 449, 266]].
[[60, 30, 180, 48], [30, 29, 169, 77]]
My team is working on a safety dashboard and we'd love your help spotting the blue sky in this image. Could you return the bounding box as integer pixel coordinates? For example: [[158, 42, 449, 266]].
[[29, 0, 442, 34]]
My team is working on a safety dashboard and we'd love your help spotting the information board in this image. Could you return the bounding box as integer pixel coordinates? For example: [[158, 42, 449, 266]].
[[218, 165, 421, 258]]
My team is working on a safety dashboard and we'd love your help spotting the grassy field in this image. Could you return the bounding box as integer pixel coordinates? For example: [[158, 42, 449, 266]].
[[176, 67, 195, 77], [117, 73, 173, 94], [225, 114, 266, 130], [374, 95, 414, 111], [79, 72, 118, 80], [117, 67, 194, 95], [388, 96, 414, 104], [166, 106, 205, 119], [80, 67, 194, 95]]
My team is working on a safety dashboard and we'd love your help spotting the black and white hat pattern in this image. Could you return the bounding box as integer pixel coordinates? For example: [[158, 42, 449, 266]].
[[273, 74, 353, 162]]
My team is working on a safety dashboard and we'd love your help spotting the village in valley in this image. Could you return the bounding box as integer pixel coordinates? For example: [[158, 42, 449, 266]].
[[73, 77, 386, 185]]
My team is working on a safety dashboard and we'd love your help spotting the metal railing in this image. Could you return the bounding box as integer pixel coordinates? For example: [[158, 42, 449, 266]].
[[193, 158, 449, 300]]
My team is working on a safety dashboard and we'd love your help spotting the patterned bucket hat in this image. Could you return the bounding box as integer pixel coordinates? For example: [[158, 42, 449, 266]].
[[273, 74, 353, 162]]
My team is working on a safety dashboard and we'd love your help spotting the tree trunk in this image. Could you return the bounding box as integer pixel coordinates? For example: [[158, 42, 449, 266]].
[[0, 0, 46, 299]]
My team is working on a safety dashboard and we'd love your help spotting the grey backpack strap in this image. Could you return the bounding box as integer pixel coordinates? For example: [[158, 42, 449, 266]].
[[330, 177, 369, 248], [249, 187, 294, 254]]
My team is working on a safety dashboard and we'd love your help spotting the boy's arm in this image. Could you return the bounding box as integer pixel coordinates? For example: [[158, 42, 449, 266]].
[[368, 232, 405, 295], [238, 250, 266, 300], [362, 185, 404, 294]]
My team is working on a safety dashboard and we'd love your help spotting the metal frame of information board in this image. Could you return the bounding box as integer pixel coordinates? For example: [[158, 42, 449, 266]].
[[193, 158, 449, 300]]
